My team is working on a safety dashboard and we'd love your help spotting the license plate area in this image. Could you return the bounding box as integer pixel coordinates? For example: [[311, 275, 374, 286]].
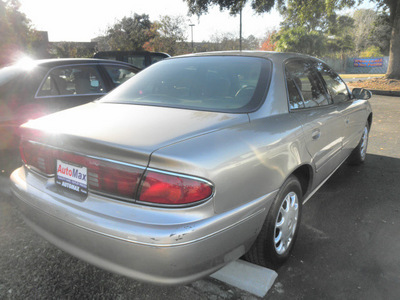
[[55, 160, 88, 196]]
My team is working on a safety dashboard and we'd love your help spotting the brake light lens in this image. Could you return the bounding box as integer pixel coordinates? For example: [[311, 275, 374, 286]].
[[139, 171, 213, 205]]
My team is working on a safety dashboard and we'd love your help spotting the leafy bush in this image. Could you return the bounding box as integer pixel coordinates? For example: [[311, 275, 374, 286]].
[[360, 46, 383, 58]]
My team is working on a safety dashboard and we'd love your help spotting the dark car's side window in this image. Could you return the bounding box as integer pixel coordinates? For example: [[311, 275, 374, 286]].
[[103, 65, 137, 87], [37, 65, 105, 97], [123, 55, 146, 69], [285, 60, 331, 110], [315, 63, 350, 103]]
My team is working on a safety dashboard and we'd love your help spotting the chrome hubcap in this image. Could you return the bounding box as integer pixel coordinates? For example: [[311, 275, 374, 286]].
[[274, 191, 299, 255], [360, 126, 369, 160]]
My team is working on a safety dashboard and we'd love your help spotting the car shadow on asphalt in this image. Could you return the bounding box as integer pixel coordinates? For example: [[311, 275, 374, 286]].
[[267, 153, 400, 299], [0, 149, 21, 177]]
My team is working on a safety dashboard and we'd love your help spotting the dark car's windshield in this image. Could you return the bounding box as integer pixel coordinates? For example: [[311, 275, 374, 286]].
[[100, 56, 271, 113]]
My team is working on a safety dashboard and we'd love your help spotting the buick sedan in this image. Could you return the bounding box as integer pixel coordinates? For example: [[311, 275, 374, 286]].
[[10, 52, 372, 285]]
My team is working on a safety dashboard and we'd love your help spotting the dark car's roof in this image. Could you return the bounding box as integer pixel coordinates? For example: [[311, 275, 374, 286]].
[[19, 58, 140, 70]]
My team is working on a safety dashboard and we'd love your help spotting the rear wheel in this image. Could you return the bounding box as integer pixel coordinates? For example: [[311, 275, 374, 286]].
[[245, 175, 302, 269], [348, 122, 370, 165]]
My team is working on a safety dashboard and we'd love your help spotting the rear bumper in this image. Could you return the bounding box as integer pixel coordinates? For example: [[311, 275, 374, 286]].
[[10, 167, 276, 284]]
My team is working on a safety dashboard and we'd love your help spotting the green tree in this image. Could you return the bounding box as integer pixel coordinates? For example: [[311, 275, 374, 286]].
[[368, 11, 392, 55], [360, 45, 384, 57], [325, 14, 355, 56], [50, 42, 96, 58], [184, 0, 400, 79], [105, 13, 154, 51], [144, 15, 190, 56], [0, 0, 38, 65], [274, 27, 327, 56], [353, 9, 379, 53]]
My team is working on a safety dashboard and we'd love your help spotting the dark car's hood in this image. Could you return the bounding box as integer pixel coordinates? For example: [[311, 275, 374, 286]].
[[21, 102, 249, 166]]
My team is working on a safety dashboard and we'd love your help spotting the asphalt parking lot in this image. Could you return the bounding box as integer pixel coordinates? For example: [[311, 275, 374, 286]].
[[1, 94, 399, 299]]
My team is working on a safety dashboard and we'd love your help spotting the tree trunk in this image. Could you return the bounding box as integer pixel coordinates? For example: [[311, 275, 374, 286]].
[[386, 0, 400, 79]]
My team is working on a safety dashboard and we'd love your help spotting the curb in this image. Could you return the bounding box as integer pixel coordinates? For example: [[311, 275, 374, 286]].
[[370, 90, 400, 97]]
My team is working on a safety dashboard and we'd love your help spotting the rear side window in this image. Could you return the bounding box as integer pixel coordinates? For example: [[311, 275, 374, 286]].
[[123, 55, 146, 69], [285, 60, 331, 109], [315, 63, 350, 103], [101, 56, 271, 113], [103, 65, 137, 87], [37, 65, 105, 97]]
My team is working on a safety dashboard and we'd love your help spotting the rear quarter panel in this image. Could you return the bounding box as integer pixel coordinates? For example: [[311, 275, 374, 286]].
[[149, 113, 310, 214]]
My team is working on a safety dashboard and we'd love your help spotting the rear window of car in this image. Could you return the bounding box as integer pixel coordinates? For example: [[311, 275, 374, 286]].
[[100, 56, 271, 113]]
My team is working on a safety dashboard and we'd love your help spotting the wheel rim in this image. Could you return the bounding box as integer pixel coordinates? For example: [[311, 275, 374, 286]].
[[360, 126, 369, 160], [274, 191, 299, 255]]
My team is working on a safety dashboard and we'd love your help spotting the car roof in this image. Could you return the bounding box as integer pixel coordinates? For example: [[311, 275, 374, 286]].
[[15, 58, 140, 70], [173, 51, 323, 64]]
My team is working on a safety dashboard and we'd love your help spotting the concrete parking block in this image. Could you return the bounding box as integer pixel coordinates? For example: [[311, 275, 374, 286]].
[[210, 259, 278, 298]]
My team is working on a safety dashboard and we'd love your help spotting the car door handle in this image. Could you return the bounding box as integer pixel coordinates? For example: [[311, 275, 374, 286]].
[[312, 129, 321, 140]]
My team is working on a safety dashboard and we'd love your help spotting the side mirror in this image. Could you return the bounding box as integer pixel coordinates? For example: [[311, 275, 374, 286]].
[[352, 88, 372, 100]]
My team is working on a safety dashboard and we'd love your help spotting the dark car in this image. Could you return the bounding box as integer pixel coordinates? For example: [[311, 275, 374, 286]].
[[0, 58, 140, 149], [93, 51, 170, 69]]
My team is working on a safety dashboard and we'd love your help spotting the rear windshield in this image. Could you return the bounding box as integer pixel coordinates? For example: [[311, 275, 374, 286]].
[[100, 56, 271, 113]]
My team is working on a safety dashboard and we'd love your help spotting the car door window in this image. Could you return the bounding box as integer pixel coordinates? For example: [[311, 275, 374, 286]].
[[286, 70, 305, 109], [285, 60, 331, 109], [315, 63, 350, 103], [103, 65, 137, 87], [37, 65, 105, 97]]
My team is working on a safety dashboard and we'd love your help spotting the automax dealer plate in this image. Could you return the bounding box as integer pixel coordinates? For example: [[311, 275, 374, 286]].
[[55, 160, 88, 196]]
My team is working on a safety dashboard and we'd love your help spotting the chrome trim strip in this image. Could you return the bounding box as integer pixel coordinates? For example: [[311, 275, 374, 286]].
[[25, 140, 146, 177], [35, 93, 106, 99], [13, 183, 267, 247], [303, 155, 348, 205], [146, 167, 214, 189]]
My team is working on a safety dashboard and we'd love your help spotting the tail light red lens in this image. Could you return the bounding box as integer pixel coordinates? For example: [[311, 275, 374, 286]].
[[20, 140, 56, 174], [88, 161, 141, 199], [20, 136, 213, 206], [20, 140, 142, 200], [138, 171, 213, 205]]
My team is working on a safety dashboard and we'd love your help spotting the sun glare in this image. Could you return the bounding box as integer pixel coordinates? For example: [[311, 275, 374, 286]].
[[14, 56, 37, 71]]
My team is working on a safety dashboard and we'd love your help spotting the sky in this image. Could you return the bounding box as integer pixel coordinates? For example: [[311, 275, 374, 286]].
[[19, 0, 377, 44], [18, 0, 283, 43]]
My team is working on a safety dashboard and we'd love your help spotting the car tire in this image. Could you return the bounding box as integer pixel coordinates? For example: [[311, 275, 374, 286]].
[[348, 122, 370, 165], [245, 175, 302, 269]]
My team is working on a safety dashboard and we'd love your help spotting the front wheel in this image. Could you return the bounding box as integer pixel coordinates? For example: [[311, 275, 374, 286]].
[[245, 175, 302, 269], [348, 122, 370, 165]]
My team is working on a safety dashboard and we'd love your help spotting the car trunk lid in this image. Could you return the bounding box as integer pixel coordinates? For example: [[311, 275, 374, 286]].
[[20, 102, 249, 166]]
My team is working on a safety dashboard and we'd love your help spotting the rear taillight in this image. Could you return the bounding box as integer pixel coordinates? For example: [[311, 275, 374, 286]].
[[20, 138, 213, 206], [138, 171, 213, 205], [20, 140, 56, 174]]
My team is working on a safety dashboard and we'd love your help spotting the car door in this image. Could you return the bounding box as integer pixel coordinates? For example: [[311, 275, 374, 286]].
[[285, 59, 346, 189], [34, 64, 107, 115], [0, 67, 44, 148], [315, 63, 368, 158]]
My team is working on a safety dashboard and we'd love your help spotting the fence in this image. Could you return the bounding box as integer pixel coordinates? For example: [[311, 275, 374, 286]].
[[321, 56, 389, 74]]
